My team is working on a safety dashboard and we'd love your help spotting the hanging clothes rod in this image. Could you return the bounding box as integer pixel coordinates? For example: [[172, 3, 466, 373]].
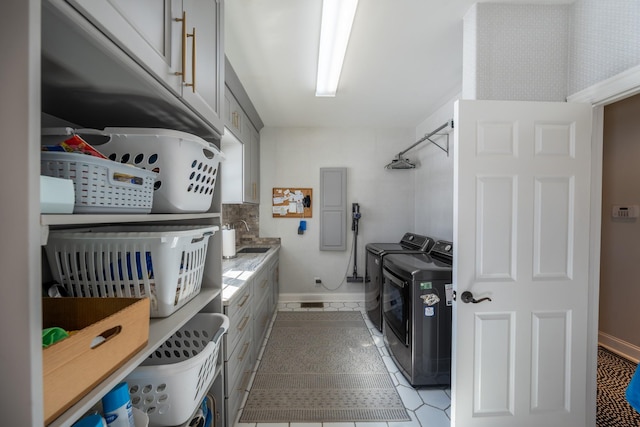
[[385, 119, 454, 169], [398, 119, 454, 157]]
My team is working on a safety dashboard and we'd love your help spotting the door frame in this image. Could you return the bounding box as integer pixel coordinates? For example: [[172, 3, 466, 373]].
[[567, 63, 640, 425]]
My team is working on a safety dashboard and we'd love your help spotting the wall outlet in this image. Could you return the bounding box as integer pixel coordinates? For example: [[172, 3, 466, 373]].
[[314, 277, 322, 286]]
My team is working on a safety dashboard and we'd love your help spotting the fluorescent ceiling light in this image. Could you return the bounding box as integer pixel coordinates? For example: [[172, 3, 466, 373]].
[[315, 0, 359, 97]]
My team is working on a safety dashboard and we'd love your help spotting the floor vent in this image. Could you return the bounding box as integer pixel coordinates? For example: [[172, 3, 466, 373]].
[[300, 302, 324, 308]]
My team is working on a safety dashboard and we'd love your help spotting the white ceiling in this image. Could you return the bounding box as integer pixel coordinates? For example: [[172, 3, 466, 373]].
[[224, 0, 573, 129]]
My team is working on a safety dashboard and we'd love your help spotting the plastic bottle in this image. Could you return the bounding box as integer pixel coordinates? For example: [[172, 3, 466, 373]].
[[101, 382, 134, 427], [72, 414, 107, 427]]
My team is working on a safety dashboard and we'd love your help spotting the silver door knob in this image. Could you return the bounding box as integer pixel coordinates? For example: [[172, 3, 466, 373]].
[[461, 291, 492, 304]]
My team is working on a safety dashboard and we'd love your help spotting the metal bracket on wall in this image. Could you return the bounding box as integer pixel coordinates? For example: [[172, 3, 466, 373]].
[[427, 132, 449, 156]]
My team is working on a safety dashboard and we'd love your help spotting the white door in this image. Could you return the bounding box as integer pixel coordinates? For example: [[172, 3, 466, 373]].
[[452, 100, 593, 427]]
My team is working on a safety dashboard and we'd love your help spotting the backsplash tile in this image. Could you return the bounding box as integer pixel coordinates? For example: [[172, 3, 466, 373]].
[[222, 204, 281, 247]]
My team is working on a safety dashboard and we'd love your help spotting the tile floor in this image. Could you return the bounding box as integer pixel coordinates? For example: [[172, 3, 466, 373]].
[[233, 301, 451, 427]]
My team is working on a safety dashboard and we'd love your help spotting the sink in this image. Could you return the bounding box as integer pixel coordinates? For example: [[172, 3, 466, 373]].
[[237, 247, 270, 254]]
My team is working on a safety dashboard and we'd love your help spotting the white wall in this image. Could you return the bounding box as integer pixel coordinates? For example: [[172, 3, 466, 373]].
[[413, 94, 459, 241], [462, 3, 570, 101], [569, 0, 640, 95], [259, 127, 415, 301]]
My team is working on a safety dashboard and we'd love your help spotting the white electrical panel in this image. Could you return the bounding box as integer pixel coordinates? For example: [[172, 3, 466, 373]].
[[612, 205, 640, 218]]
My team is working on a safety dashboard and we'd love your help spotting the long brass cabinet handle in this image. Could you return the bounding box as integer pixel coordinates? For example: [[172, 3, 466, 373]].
[[174, 11, 186, 82], [186, 27, 196, 92]]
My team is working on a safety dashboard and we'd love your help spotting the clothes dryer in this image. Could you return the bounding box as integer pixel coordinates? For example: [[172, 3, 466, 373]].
[[382, 240, 453, 386], [364, 233, 434, 331]]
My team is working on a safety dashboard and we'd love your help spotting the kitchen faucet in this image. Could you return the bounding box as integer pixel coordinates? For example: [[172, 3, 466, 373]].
[[236, 220, 250, 232]]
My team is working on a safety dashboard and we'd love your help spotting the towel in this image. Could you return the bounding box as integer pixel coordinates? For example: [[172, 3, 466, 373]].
[[626, 363, 640, 412]]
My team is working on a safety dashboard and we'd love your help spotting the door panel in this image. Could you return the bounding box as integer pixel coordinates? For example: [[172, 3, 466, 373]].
[[534, 177, 573, 279], [476, 176, 516, 280], [473, 312, 515, 416], [453, 100, 592, 427], [530, 310, 570, 413]]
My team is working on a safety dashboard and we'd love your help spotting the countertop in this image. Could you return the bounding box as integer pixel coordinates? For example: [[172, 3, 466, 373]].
[[221, 244, 280, 304]]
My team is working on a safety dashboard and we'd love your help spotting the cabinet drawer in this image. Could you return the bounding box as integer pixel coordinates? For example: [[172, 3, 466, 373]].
[[225, 329, 253, 393], [225, 284, 252, 324], [253, 267, 270, 306], [226, 340, 255, 425], [253, 291, 272, 356], [226, 368, 251, 426], [224, 285, 252, 356], [224, 309, 251, 359]]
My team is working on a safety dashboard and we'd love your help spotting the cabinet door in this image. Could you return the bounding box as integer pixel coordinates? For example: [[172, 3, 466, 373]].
[[224, 89, 244, 140], [182, 0, 224, 133], [220, 132, 245, 204], [67, 0, 182, 94], [270, 259, 279, 314], [250, 126, 260, 203], [243, 123, 260, 203]]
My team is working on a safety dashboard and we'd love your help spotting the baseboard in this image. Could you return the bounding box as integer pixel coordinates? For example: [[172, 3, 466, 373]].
[[279, 292, 363, 304], [599, 331, 640, 363]]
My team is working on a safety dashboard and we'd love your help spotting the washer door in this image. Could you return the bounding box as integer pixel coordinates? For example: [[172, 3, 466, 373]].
[[382, 267, 410, 346]]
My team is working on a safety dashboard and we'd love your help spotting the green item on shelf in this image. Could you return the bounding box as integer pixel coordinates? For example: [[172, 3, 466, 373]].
[[42, 326, 69, 348]]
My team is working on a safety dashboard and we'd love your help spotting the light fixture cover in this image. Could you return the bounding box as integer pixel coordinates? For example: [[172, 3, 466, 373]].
[[315, 0, 359, 97]]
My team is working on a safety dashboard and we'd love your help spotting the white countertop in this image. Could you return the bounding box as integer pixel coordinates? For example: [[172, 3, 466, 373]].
[[221, 244, 280, 304]]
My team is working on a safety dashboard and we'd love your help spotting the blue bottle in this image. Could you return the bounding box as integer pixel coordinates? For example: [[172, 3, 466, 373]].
[[101, 382, 134, 427], [72, 414, 107, 427]]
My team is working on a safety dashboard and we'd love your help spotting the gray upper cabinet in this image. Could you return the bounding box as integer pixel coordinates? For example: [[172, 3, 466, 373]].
[[243, 118, 260, 204], [220, 59, 264, 205], [59, 0, 224, 135], [224, 88, 244, 141], [220, 109, 260, 205], [181, 0, 224, 131], [64, 0, 183, 94]]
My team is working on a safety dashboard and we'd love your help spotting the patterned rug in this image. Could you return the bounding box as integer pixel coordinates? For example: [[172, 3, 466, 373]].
[[239, 311, 410, 422], [598, 346, 640, 426]]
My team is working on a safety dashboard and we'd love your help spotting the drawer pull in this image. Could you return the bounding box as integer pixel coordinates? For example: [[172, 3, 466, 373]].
[[237, 341, 250, 362], [237, 369, 252, 392], [237, 292, 250, 308], [237, 315, 250, 332]]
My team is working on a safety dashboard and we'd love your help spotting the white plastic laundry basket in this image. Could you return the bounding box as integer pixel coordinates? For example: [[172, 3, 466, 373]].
[[125, 313, 229, 427], [41, 151, 156, 214], [99, 127, 223, 213], [44, 225, 218, 317], [42, 127, 223, 213]]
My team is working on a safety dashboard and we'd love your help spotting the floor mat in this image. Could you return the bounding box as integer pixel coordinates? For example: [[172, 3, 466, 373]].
[[598, 346, 640, 427], [239, 311, 410, 423]]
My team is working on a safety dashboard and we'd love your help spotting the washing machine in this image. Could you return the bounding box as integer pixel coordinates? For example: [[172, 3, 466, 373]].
[[364, 233, 434, 331], [382, 240, 453, 386]]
